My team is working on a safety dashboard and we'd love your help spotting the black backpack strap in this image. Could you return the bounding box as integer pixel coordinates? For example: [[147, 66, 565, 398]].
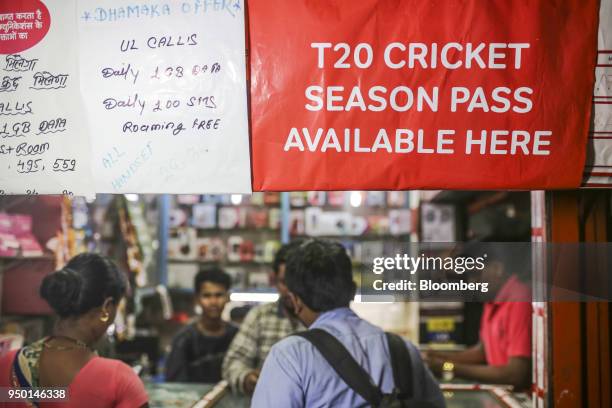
[[385, 332, 414, 399], [294, 328, 383, 406]]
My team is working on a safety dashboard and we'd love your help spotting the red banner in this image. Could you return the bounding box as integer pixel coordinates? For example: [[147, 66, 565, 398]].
[[250, 0, 599, 190], [0, 1, 50, 54]]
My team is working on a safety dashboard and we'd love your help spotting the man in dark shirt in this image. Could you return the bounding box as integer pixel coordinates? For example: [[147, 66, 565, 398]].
[[166, 267, 238, 383]]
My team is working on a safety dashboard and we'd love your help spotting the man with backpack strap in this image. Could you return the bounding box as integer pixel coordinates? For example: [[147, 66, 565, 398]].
[[251, 239, 445, 408]]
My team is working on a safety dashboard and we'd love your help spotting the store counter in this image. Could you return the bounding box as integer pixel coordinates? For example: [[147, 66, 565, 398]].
[[146, 382, 530, 408], [145, 382, 248, 408], [441, 384, 531, 408]]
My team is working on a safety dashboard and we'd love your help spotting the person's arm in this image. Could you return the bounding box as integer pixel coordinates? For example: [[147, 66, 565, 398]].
[[428, 302, 532, 389], [114, 362, 149, 408], [251, 345, 303, 408], [425, 343, 487, 365], [457, 356, 530, 388], [221, 307, 261, 394], [165, 333, 190, 382], [428, 356, 531, 389]]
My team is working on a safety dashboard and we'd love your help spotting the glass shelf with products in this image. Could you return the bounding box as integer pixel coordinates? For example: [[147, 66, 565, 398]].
[[167, 259, 272, 268], [287, 191, 413, 269], [165, 193, 282, 293]]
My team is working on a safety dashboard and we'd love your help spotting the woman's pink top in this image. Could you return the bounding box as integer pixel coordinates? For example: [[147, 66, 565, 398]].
[[0, 350, 148, 408]]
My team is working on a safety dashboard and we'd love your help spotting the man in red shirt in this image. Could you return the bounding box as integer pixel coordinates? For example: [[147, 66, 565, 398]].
[[424, 245, 532, 389]]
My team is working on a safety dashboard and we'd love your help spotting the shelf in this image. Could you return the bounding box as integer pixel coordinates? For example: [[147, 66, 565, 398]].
[[0, 254, 55, 262], [168, 288, 280, 303], [175, 203, 280, 210], [289, 205, 406, 211], [169, 287, 277, 294], [291, 233, 411, 240], [167, 259, 272, 267], [216, 204, 281, 209], [170, 227, 280, 233]]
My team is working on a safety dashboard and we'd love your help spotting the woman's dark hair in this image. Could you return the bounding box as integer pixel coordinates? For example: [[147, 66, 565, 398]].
[[40, 253, 127, 318], [285, 239, 356, 312], [194, 267, 232, 292]]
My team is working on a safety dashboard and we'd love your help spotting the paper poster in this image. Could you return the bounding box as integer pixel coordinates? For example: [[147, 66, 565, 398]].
[[78, 0, 251, 194], [0, 0, 94, 197], [250, 0, 599, 190], [584, 0, 612, 187]]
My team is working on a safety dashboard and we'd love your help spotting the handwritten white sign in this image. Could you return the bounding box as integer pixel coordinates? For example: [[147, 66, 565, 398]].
[[78, 0, 251, 194], [0, 0, 94, 197]]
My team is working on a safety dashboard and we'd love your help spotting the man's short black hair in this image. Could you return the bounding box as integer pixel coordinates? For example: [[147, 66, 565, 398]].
[[272, 239, 304, 274], [194, 267, 232, 293], [285, 239, 356, 312]]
